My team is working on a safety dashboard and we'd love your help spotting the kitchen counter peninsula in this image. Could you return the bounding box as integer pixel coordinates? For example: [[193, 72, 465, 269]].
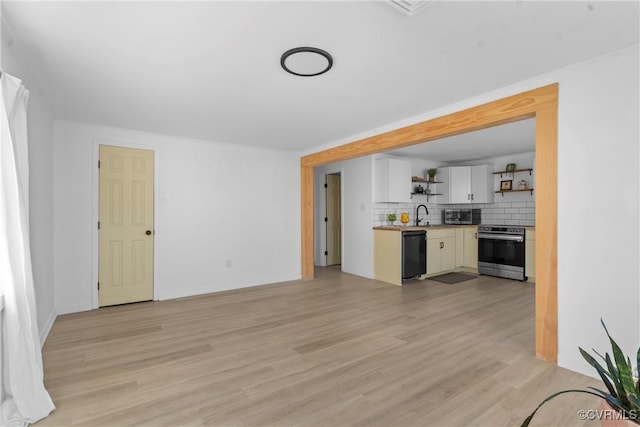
[[373, 224, 480, 286]]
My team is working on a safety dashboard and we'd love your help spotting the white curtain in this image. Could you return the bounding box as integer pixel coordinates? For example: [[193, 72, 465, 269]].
[[0, 72, 54, 425]]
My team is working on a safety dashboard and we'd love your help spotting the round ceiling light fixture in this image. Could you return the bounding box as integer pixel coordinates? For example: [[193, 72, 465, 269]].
[[280, 47, 333, 77]]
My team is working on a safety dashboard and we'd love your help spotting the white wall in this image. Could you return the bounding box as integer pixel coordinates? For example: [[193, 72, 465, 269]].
[[315, 156, 374, 278], [306, 44, 640, 377], [53, 121, 301, 313], [554, 46, 639, 375], [1, 29, 57, 343]]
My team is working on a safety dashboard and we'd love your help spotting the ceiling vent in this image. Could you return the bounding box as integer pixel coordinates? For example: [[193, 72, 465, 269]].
[[388, 0, 433, 16]]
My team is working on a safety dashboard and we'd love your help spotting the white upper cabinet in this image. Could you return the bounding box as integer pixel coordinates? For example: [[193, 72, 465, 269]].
[[470, 164, 494, 203], [447, 166, 471, 203], [374, 158, 412, 203], [438, 165, 494, 204]]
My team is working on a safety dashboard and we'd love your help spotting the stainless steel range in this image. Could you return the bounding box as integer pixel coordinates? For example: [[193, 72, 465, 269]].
[[477, 225, 526, 281]]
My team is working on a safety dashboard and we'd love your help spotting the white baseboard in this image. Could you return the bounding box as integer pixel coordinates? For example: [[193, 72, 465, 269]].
[[158, 275, 301, 301], [39, 308, 57, 348], [56, 302, 93, 315], [159, 286, 217, 301]]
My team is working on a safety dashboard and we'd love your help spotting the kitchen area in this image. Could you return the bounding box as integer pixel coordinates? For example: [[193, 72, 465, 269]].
[[313, 118, 537, 286], [372, 134, 536, 286]]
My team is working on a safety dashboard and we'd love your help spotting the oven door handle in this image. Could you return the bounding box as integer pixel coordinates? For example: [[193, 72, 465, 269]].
[[478, 233, 524, 242]]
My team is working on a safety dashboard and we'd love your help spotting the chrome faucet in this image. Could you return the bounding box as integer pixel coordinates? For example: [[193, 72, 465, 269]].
[[415, 204, 429, 226]]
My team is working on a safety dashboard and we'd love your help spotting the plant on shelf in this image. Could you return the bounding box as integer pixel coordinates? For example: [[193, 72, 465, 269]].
[[506, 163, 517, 177], [521, 320, 639, 426], [426, 168, 438, 182]]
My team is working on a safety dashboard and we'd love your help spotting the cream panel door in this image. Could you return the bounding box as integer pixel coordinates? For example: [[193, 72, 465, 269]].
[[326, 174, 341, 266], [99, 145, 154, 306]]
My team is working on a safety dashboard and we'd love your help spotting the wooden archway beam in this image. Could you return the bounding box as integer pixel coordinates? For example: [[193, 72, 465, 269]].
[[300, 83, 558, 362]]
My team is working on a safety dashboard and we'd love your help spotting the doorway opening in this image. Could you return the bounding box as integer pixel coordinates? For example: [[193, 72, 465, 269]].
[[325, 173, 342, 266], [300, 84, 558, 363]]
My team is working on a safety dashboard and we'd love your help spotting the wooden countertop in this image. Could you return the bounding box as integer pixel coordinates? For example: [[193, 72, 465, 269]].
[[373, 225, 479, 231], [374, 225, 535, 231]]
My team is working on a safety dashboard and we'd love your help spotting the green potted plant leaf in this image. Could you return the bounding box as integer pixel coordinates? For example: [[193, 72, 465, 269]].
[[522, 320, 639, 426], [426, 168, 438, 182]]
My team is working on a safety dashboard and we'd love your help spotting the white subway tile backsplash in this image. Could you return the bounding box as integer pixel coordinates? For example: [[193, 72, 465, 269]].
[[372, 199, 535, 227], [372, 201, 443, 227]]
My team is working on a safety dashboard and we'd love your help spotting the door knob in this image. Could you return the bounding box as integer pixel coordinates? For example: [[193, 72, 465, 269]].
[[145, 230, 152, 235]]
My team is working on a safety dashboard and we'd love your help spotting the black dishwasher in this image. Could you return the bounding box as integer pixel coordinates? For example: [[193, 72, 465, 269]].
[[402, 230, 426, 280]]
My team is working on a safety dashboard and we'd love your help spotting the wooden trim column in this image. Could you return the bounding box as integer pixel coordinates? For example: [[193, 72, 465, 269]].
[[535, 106, 558, 363], [301, 164, 314, 280], [300, 84, 558, 363]]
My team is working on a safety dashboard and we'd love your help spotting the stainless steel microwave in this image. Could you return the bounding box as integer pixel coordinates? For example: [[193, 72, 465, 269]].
[[442, 208, 481, 225]]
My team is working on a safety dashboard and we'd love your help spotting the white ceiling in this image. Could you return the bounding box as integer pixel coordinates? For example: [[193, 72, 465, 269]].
[[387, 118, 536, 163], [2, 1, 638, 152]]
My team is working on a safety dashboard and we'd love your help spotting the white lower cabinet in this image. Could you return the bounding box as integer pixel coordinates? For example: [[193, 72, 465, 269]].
[[373, 229, 403, 286], [426, 229, 456, 276], [526, 229, 535, 282], [455, 229, 464, 268], [463, 227, 478, 268]]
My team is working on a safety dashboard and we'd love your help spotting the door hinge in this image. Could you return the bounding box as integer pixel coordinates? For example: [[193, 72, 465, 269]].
[[98, 160, 101, 168], [98, 221, 100, 229], [324, 183, 328, 188], [324, 217, 328, 222], [324, 251, 328, 256], [97, 282, 100, 290]]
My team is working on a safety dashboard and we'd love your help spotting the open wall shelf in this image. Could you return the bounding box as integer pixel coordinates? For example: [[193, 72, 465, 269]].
[[412, 177, 441, 184], [411, 177, 441, 201], [495, 188, 534, 196], [493, 168, 533, 177]]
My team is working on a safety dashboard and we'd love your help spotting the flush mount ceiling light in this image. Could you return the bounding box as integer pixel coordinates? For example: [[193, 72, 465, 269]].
[[280, 47, 333, 77]]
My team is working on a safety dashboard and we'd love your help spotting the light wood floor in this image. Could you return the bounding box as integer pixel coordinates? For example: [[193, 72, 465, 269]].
[[37, 268, 600, 427]]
